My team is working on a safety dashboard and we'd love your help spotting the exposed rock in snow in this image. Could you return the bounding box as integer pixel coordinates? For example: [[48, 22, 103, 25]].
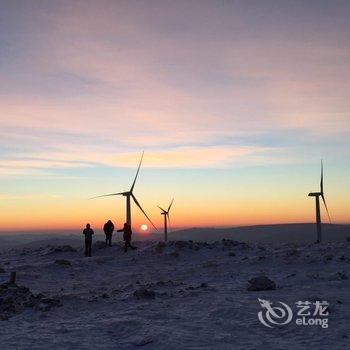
[[201, 260, 219, 268], [53, 245, 77, 253], [247, 275, 277, 291], [0, 282, 61, 320], [186, 282, 209, 290], [285, 248, 300, 256], [154, 241, 166, 253], [330, 272, 348, 280], [54, 259, 72, 267], [221, 239, 241, 247], [132, 335, 153, 346], [174, 240, 190, 249], [221, 239, 250, 250], [172, 240, 200, 250], [93, 241, 108, 250], [36, 297, 62, 312], [133, 287, 156, 299]]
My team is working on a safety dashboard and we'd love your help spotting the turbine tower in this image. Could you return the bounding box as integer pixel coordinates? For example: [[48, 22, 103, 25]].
[[91, 152, 157, 231], [158, 198, 174, 242], [308, 161, 331, 243]]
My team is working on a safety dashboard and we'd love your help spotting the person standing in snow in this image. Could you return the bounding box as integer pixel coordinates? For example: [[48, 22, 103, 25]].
[[103, 220, 115, 247], [117, 223, 136, 253], [83, 223, 94, 257]]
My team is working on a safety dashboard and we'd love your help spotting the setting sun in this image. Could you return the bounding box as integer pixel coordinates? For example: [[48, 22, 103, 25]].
[[140, 224, 148, 231]]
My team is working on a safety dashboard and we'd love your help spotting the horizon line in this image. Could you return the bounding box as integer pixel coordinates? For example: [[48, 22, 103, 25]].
[[0, 222, 349, 234]]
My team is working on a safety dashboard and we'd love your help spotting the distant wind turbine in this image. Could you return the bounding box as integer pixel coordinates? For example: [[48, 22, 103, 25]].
[[308, 160, 331, 243], [90, 152, 157, 231], [158, 198, 174, 242]]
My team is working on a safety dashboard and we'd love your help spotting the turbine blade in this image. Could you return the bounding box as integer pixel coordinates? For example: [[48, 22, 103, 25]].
[[89, 192, 124, 200], [157, 205, 166, 212], [130, 151, 144, 193], [131, 194, 158, 231], [167, 198, 174, 212], [321, 193, 331, 224], [320, 160, 323, 194]]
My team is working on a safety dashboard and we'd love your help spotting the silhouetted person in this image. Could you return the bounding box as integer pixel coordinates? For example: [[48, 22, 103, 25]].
[[117, 223, 136, 252], [83, 223, 94, 257], [103, 220, 115, 247]]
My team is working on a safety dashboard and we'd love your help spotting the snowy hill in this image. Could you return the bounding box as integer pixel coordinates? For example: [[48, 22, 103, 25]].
[[0, 238, 349, 349]]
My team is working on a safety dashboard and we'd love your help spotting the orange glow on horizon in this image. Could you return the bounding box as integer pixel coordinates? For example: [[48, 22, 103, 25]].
[[1, 196, 349, 232]]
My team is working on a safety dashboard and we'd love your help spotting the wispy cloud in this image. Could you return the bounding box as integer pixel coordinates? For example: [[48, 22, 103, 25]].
[[0, 0, 349, 178], [0, 194, 61, 200], [0, 143, 282, 176]]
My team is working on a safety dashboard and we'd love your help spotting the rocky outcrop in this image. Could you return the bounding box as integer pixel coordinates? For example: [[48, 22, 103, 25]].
[[54, 259, 72, 267], [247, 276, 276, 291], [133, 287, 155, 299], [53, 245, 77, 253], [0, 282, 61, 320]]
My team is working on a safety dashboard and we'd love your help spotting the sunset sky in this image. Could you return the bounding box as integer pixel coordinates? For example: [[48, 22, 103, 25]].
[[0, 0, 349, 231]]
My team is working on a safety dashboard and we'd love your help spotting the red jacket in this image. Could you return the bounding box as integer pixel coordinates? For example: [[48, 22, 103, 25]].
[[117, 225, 132, 241]]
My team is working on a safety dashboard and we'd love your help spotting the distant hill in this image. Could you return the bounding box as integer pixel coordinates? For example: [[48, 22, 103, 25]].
[[0, 230, 158, 251], [0, 224, 349, 250], [0, 232, 82, 251], [0, 236, 14, 250], [169, 223, 350, 244]]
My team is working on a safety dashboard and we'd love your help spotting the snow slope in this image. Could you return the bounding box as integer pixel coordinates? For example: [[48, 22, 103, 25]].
[[0, 239, 349, 349]]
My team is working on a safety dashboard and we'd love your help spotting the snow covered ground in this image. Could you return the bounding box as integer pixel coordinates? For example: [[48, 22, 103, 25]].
[[0, 239, 349, 349]]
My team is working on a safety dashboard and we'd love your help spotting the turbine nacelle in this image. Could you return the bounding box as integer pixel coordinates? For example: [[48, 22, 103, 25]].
[[158, 198, 173, 217], [158, 206, 168, 215], [308, 192, 322, 197]]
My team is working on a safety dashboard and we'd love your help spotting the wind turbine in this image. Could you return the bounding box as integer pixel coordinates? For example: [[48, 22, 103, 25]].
[[308, 160, 331, 243], [158, 198, 174, 242], [90, 152, 157, 231]]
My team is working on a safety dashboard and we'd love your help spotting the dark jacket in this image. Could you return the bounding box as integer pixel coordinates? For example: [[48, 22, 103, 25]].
[[83, 228, 94, 240], [103, 221, 115, 237]]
